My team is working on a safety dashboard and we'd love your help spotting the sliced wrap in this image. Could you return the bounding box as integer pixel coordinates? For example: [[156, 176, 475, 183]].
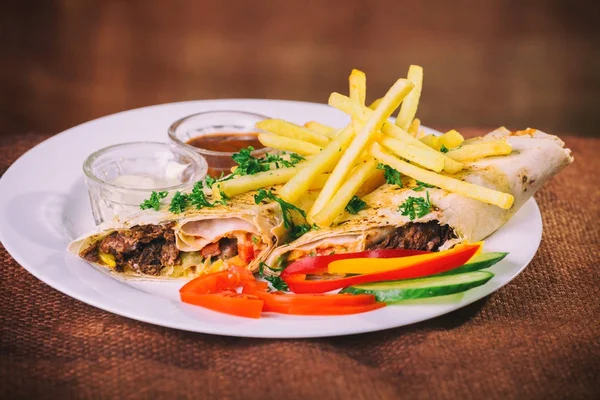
[[68, 190, 286, 279], [264, 128, 573, 271]]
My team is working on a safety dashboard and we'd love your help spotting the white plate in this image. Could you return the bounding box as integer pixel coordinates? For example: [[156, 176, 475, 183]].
[[0, 99, 542, 338]]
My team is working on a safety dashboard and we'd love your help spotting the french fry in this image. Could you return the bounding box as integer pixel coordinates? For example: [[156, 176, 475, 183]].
[[415, 129, 428, 139], [349, 69, 367, 134], [446, 140, 512, 162], [329, 92, 464, 174], [349, 69, 367, 106], [421, 130, 465, 151], [312, 79, 414, 218], [258, 133, 322, 156], [256, 119, 330, 147], [407, 118, 421, 136], [356, 169, 385, 197], [395, 65, 423, 130], [439, 129, 464, 149], [370, 143, 514, 209], [378, 135, 445, 172], [304, 121, 336, 137], [311, 160, 379, 227], [420, 134, 439, 150], [212, 166, 330, 199], [279, 127, 355, 203], [368, 97, 383, 110], [212, 166, 301, 199]]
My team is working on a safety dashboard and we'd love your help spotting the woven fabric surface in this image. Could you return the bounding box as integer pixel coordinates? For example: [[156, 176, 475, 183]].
[[0, 132, 599, 400]]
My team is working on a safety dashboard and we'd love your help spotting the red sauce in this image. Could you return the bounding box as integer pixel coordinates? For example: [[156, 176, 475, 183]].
[[186, 132, 265, 177], [186, 133, 264, 153]]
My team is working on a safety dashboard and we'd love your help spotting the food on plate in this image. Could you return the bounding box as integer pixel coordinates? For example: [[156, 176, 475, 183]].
[[262, 127, 571, 280], [280, 243, 482, 294], [68, 189, 289, 278], [72, 64, 573, 318], [178, 266, 384, 318]]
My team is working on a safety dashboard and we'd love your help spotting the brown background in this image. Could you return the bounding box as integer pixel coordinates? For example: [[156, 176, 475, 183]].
[[1, 0, 599, 137]]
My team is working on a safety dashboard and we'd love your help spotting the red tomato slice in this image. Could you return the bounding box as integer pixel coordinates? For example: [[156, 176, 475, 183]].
[[180, 291, 264, 319], [242, 282, 379, 313], [180, 267, 255, 295], [238, 241, 255, 263]]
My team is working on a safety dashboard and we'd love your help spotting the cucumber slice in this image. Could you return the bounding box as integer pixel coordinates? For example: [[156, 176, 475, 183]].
[[434, 252, 508, 276], [341, 271, 494, 302]]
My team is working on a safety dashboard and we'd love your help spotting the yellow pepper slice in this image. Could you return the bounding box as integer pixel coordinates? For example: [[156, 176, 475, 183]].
[[328, 242, 483, 275], [98, 252, 116, 268]]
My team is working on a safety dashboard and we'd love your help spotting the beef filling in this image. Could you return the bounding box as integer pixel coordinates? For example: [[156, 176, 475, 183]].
[[199, 237, 238, 259], [367, 221, 455, 251], [81, 223, 179, 276]]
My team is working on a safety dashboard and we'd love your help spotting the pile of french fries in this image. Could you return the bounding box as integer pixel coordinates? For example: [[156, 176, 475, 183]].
[[214, 66, 515, 227]]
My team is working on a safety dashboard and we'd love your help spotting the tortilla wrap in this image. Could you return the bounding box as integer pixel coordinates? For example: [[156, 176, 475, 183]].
[[68, 190, 286, 279], [264, 128, 573, 270]]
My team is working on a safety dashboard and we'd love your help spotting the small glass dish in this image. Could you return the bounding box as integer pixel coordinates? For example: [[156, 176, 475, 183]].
[[83, 141, 207, 225], [168, 110, 270, 177]]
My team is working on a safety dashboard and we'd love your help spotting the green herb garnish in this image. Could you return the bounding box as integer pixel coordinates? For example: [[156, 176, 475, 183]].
[[189, 181, 214, 209], [398, 192, 432, 220], [252, 236, 259, 244], [413, 180, 437, 191], [345, 195, 367, 214], [291, 223, 311, 239], [264, 152, 305, 168], [140, 191, 168, 211], [258, 261, 289, 291], [440, 144, 449, 153], [378, 163, 403, 187], [264, 275, 289, 291], [254, 189, 306, 230], [203, 175, 216, 188], [289, 152, 305, 164], [258, 261, 268, 277], [169, 191, 189, 214], [231, 146, 270, 176]]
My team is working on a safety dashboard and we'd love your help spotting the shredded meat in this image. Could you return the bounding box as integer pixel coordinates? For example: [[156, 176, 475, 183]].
[[367, 222, 455, 251], [81, 223, 179, 276], [219, 238, 238, 259], [201, 242, 221, 258]]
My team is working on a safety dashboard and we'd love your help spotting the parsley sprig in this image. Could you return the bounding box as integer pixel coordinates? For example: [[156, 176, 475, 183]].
[[258, 262, 289, 292], [440, 144, 449, 153], [254, 189, 306, 230], [378, 163, 403, 187], [232, 146, 304, 177], [345, 195, 367, 214], [140, 191, 168, 211], [163, 181, 217, 214], [290, 223, 312, 239], [190, 181, 215, 209], [398, 192, 432, 220], [231, 146, 270, 176], [413, 180, 437, 192], [264, 152, 305, 168], [168, 191, 189, 214]]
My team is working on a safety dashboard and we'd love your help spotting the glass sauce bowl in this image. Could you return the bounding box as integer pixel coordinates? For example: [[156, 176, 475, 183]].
[[83, 141, 207, 225], [168, 110, 270, 177]]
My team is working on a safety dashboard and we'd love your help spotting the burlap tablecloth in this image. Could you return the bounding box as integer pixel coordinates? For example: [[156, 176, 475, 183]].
[[1, 132, 598, 400]]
